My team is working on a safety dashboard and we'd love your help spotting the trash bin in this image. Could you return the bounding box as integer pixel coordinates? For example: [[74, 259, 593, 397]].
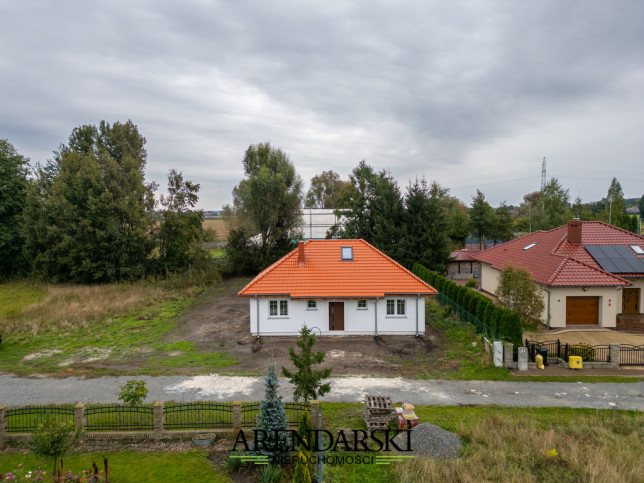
[[536, 348, 549, 366]]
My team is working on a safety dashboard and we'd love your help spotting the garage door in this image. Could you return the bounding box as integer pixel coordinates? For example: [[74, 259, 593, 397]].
[[566, 297, 599, 325]]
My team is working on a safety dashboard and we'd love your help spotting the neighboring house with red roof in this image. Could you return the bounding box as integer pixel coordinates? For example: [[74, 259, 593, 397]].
[[473, 221, 644, 329], [447, 249, 481, 279], [238, 239, 437, 336]]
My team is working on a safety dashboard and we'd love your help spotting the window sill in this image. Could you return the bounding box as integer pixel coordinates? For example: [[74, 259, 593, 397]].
[[268, 316, 290, 319], [385, 315, 407, 318], [357, 308, 368, 311], [306, 308, 318, 311]]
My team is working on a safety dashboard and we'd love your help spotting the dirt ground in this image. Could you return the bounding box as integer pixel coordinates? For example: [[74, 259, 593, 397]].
[[166, 278, 443, 377], [524, 329, 644, 346]]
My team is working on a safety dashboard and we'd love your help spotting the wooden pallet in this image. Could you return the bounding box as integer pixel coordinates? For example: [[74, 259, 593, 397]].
[[364, 395, 393, 414]]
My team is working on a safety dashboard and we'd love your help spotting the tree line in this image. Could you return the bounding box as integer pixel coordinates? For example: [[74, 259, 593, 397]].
[[1, 122, 209, 282]]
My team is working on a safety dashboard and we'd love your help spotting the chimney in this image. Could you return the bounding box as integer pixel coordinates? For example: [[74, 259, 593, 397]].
[[297, 240, 306, 267], [567, 220, 582, 244]]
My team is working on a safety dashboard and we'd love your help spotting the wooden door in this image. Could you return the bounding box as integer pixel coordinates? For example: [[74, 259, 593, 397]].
[[622, 288, 640, 314], [328, 302, 345, 331], [566, 297, 599, 325]]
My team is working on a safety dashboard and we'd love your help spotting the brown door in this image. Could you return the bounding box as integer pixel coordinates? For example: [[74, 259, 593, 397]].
[[566, 297, 599, 325], [328, 302, 345, 331], [622, 288, 640, 314]]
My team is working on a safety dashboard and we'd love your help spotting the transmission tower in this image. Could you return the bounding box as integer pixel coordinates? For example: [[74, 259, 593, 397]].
[[540, 157, 546, 191]]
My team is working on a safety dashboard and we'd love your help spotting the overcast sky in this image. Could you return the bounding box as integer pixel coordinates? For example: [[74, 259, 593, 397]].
[[2, 1, 643, 210]]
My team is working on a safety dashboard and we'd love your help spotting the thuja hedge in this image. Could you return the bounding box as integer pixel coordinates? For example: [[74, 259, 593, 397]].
[[413, 263, 522, 346]]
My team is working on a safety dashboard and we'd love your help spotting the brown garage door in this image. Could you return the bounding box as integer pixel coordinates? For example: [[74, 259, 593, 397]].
[[566, 297, 599, 325]]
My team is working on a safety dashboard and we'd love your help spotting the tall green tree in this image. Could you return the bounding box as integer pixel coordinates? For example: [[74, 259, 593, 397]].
[[156, 170, 208, 273], [226, 142, 303, 273], [469, 190, 495, 249], [282, 326, 332, 402], [605, 177, 625, 226], [489, 202, 514, 244], [638, 195, 644, 218], [304, 170, 351, 208], [446, 199, 470, 249], [255, 365, 291, 464], [495, 264, 545, 326], [396, 178, 451, 271], [0, 140, 30, 276], [541, 178, 570, 229], [22, 121, 156, 282]]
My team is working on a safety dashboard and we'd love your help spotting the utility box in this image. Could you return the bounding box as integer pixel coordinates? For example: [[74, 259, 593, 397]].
[[569, 356, 582, 369]]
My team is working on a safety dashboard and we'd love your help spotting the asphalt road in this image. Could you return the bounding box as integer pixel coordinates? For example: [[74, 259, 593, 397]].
[[1, 375, 643, 410]]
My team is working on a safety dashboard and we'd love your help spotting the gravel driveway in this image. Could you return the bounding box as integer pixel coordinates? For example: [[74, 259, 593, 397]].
[[1, 375, 642, 410]]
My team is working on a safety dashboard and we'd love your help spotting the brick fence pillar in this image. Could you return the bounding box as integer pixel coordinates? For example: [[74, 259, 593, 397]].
[[518, 347, 528, 371], [74, 403, 86, 433], [154, 402, 164, 439], [504, 343, 514, 368], [233, 401, 242, 434], [609, 344, 620, 366], [0, 405, 7, 446]]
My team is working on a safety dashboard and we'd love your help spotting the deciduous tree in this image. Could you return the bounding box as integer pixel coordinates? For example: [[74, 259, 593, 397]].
[[605, 177, 625, 226], [495, 264, 545, 326], [304, 170, 351, 208]]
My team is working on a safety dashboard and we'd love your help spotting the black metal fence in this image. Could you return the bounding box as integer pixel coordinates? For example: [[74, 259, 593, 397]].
[[164, 402, 233, 430], [5, 406, 75, 433], [525, 339, 611, 363], [436, 292, 492, 338], [85, 404, 154, 432], [620, 345, 644, 366], [241, 402, 310, 429]]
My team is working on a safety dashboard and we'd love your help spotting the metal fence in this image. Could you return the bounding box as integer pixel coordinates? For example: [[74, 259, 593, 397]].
[[620, 345, 644, 366], [164, 402, 233, 430], [241, 402, 310, 428], [436, 292, 493, 337], [5, 406, 75, 433], [85, 404, 154, 432], [525, 339, 611, 363]]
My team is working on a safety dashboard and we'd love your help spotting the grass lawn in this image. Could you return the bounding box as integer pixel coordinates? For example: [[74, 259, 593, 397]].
[[209, 249, 225, 258], [0, 279, 239, 377], [0, 450, 229, 482], [0, 284, 46, 318]]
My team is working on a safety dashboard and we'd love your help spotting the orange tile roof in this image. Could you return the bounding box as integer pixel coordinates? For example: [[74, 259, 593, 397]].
[[472, 221, 644, 287], [238, 239, 437, 298]]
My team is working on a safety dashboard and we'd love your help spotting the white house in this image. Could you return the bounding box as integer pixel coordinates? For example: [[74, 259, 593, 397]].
[[238, 239, 437, 336]]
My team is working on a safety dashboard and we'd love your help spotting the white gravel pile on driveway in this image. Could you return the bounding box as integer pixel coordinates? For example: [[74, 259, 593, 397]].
[[393, 423, 462, 459]]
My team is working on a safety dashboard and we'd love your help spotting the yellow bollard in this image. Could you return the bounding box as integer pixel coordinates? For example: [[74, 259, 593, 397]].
[[536, 354, 544, 369]]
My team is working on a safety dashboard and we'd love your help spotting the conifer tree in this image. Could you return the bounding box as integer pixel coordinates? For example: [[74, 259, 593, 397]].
[[297, 409, 314, 475], [293, 450, 312, 483], [255, 365, 291, 464], [282, 327, 332, 402]]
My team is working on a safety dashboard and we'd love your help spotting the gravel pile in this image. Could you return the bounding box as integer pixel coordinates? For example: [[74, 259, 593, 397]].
[[392, 423, 462, 459]]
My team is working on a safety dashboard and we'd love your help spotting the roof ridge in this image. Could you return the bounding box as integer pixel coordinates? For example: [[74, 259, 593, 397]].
[[582, 220, 644, 241]]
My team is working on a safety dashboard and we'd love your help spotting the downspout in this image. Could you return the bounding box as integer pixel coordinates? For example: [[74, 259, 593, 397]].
[[415, 294, 420, 337], [255, 295, 260, 338], [375, 297, 379, 337], [543, 288, 551, 330]]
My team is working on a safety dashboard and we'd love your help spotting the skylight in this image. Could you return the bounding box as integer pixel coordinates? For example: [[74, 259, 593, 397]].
[[341, 246, 353, 260], [631, 245, 644, 255], [523, 242, 538, 251]]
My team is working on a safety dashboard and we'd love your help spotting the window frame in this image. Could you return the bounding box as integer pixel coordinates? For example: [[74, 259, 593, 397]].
[[357, 300, 367, 310], [386, 298, 407, 317], [307, 300, 317, 310], [268, 299, 289, 317]]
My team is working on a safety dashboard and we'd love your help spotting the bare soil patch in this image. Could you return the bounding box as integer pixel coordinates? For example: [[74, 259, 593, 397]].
[[166, 278, 443, 377]]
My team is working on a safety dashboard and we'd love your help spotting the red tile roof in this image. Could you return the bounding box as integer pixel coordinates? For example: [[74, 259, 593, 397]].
[[472, 221, 644, 287], [449, 249, 480, 262], [239, 239, 437, 298]]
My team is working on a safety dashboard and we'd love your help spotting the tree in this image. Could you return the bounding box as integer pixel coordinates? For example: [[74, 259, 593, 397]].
[[495, 264, 545, 326], [156, 170, 208, 273], [0, 139, 29, 276], [304, 170, 351, 208], [28, 421, 82, 476], [282, 326, 332, 402], [396, 178, 451, 271], [605, 177, 625, 226], [469, 190, 495, 249], [226, 143, 303, 273], [446, 200, 470, 249], [541, 178, 570, 229], [639, 195, 644, 219], [117, 379, 149, 406], [255, 365, 291, 464], [488, 202, 514, 244], [22, 121, 156, 282]]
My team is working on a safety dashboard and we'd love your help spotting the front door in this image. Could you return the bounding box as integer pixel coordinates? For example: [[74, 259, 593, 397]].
[[623, 288, 640, 314], [328, 302, 344, 331]]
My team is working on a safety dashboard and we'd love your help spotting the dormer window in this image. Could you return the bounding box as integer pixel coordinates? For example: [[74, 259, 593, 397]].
[[523, 242, 537, 251], [341, 246, 353, 260]]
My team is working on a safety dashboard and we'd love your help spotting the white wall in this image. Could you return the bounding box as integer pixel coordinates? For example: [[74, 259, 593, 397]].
[[249, 296, 427, 336], [544, 286, 619, 328], [479, 263, 500, 295]]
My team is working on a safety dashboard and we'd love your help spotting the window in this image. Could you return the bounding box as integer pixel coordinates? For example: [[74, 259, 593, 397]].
[[386, 299, 406, 316], [269, 300, 288, 316], [307, 300, 317, 310], [523, 242, 537, 251], [631, 245, 644, 255], [341, 246, 353, 260], [357, 300, 367, 309]]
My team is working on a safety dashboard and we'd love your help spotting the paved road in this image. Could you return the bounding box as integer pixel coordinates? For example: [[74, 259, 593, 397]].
[[1, 375, 643, 410]]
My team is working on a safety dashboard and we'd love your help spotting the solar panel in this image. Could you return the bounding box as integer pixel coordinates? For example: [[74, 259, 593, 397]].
[[585, 245, 644, 274]]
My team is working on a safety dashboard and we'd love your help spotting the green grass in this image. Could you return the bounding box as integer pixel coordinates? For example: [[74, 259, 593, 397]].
[[0, 450, 229, 482], [209, 249, 225, 258], [0, 284, 46, 317]]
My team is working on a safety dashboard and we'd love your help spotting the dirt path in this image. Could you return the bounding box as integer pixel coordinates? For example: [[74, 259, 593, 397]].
[[166, 277, 443, 377], [524, 329, 644, 346]]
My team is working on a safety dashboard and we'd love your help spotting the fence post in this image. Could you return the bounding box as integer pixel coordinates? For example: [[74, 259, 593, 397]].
[[609, 344, 620, 366], [233, 401, 242, 434], [565, 343, 569, 362], [557, 339, 561, 359], [310, 400, 319, 430], [504, 343, 514, 368], [518, 347, 528, 371], [74, 403, 86, 433], [154, 402, 164, 439], [0, 405, 7, 445]]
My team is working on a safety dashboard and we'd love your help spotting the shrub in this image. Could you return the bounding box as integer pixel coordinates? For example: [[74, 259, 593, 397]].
[[118, 379, 148, 406], [258, 465, 282, 483], [465, 278, 477, 288], [28, 421, 83, 476], [569, 344, 595, 361]]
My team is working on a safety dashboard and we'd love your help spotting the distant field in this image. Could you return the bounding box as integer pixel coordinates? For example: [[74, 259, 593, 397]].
[[202, 219, 228, 241]]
